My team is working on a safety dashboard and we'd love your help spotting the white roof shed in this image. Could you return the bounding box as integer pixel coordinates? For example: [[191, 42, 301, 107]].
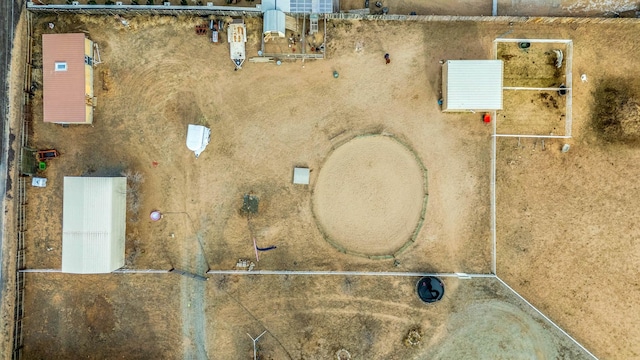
[[261, 0, 333, 13], [442, 60, 503, 112], [62, 177, 127, 274], [263, 9, 286, 38]]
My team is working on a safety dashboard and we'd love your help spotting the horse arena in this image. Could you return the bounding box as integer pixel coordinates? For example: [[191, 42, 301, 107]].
[[2, 3, 640, 359]]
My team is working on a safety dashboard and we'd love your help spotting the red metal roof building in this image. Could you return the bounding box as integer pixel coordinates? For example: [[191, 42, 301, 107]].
[[42, 33, 94, 124]]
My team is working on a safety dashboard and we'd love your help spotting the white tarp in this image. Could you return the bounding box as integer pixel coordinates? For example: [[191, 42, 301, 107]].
[[62, 177, 126, 274], [186, 124, 211, 158]]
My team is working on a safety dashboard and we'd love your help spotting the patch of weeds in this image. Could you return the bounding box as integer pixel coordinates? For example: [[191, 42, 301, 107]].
[[403, 327, 423, 347], [591, 79, 640, 145]]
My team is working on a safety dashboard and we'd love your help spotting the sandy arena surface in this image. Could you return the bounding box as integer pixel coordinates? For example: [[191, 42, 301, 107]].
[[4, 9, 640, 360], [312, 135, 426, 257]]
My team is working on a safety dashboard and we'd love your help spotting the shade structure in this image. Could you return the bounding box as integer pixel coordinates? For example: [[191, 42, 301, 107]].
[[442, 60, 503, 112], [62, 177, 126, 274], [263, 9, 286, 37]]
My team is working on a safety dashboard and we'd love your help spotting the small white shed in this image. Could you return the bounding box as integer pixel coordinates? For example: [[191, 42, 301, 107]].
[[293, 167, 310, 185], [62, 177, 127, 274], [442, 60, 503, 112]]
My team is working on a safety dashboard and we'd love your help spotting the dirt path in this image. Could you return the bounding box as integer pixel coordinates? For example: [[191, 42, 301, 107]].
[[179, 165, 210, 359], [180, 269, 208, 360]]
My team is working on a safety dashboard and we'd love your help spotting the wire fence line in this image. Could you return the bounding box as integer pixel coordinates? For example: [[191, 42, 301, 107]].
[[26, 3, 262, 16], [495, 277, 599, 360], [11, 9, 34, 360], [207, 270, 496, 278], [327, 12, 640, 24], [26, 3, 640, 25]]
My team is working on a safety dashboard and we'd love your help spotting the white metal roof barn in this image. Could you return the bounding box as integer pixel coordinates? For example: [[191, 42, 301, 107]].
[[62, 177, 127, 274], [263, 9, 286, 38], [261, 0, 334, 13], [442, 60, 503, 112]]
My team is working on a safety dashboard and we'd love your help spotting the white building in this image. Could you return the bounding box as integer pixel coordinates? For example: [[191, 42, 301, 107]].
[[61, 177, 127, 274], [264, 9, 286, 38], [441, 60, 503, 112]]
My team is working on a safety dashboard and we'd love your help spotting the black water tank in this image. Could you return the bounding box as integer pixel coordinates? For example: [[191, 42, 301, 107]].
[[416, 276, 445, 303]]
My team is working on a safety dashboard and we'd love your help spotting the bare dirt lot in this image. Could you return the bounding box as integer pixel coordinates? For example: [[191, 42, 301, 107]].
[[26, 15, 492, 274], [495, 21, 640, 359], [209, 275, 590, 359], [22, 273, 184, 358], [14, 13, 640, 360]]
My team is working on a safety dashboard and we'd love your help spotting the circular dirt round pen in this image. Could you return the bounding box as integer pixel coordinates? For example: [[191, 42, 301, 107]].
[[312, 135, 427, 258]]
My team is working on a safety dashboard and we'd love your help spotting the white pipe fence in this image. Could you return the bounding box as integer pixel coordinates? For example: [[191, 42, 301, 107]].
[[19, 269, 171, 273], [206, 270, 495, 278], [494, 134, 571, 139], [491, 111, 497, 274], [494, 38, 574, 138], [495, 277, 599, 360], [503, 87, 571, 91]]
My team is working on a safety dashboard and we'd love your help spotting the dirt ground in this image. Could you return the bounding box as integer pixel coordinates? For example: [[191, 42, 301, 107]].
[[25, 15, 492, 275], [21, 273, 184, 359], [12, 12, 640, 360], [494, 21, 640, 359], [209, 275, 590, 359]]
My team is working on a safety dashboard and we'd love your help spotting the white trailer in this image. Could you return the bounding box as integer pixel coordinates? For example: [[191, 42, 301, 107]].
[[228, 19, 247, 69]]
